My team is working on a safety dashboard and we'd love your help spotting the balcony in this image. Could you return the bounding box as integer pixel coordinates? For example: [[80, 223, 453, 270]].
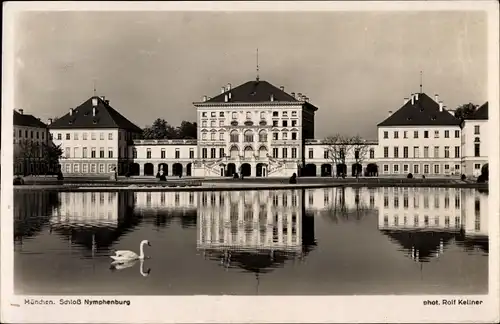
[[133, 139, 197, 145]]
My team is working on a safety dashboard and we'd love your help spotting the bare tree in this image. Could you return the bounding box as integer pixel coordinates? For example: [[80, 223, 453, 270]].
[[323, 134, 353, 177], [351, 135, 370, 178]]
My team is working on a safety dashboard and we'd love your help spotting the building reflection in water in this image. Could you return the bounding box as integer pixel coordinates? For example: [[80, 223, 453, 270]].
[[376, 187, 489, 266], [48, 191, 137, 256], [133, 191, 198, 229], [195, 189, 317, 293], [14, 190, 61, 245]]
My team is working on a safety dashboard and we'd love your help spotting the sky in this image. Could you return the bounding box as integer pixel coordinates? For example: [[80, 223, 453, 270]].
[[14, 10, 487, 139]]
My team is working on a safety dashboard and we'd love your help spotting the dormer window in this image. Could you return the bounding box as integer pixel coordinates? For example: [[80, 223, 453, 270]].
[[431, 116, 437, 120], [272, 111, 279, 117], [93, 120, 97, 124]]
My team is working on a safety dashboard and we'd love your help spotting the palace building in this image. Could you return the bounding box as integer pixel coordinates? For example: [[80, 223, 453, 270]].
[[37, 79, 489, 178]]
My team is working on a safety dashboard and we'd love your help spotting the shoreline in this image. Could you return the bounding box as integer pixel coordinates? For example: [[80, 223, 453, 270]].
[[13, 179, 489, 192]]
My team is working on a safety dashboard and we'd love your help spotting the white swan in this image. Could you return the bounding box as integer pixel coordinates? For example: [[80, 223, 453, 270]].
[[110, 240, 151, 262], [109, 259, 151, 277]]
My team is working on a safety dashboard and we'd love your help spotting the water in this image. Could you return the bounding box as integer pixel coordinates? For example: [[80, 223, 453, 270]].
[[14, 187, 488, 295]]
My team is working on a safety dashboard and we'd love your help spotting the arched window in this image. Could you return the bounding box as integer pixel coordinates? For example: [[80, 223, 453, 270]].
[[210, 132, 216, 140], [202, 132, 207, 140], [229, 145, 239, 159], [244, 146, 254, 158], [244, 130, 254, 142], [230, 130, 239, 143], [258, 130, 267, 142]]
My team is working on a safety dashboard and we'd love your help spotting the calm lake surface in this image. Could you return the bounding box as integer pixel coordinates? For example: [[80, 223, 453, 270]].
[[14, 187, 488, 295]]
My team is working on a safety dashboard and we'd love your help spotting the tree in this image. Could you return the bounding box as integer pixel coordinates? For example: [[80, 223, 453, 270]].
[[142, 118, 177, 139], [454, 103, 478, 120], [351, 135, 370, 178], [176, 121, 197, 139], [17, 140, 39, 175], [324, 134, 353, 177], [41, 143, 63, 174]]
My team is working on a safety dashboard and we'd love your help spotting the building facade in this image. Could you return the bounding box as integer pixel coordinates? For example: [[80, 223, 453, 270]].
[[13, 109, 50, 175], [461, 102, 489, 177], [44, 80, 489, 178]]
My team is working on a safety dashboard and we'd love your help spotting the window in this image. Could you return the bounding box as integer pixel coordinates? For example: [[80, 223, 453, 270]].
[[291, 132, 297, 140], [202, 148, 207, 158], [383, 131, 388, 139], [444, 164, 450, 171], [146, 148, 151, 159], [83, 147, 88, 158], [309, 149, 314, 159], [414, 131, 419, 139], [74, 133, 79, 140], [232, 112, 237, 119], [99, 133, 104, 140], [474, 143, 480, 157], [455, 164, 460, 171], [444, 130, 449, 138], [82, 164, 88, 173], [413, 164, 419, 174], [444, 146, 450, 158], [403, 164, 409, 173], [291, 120, 297, 127], [355, 150, 360, 159], [83, 133, 88, 140], [258, 131, 267, 142], [383, 165, 389, 172], [219, 120, 224, 127], [66, 133, 70, 140], [65, 147, 70, 158], [211, 132, 216, 141], [272, 148, 278, 158], [369, 149, 374, 159], [424, 131, 428, 138], [230, 131, 239, 142], [403, 146, 408, 158], [161, 149, 166, 159], [434, 146, 439, 158], [394, 131, 399, 139], [413, 146, 419, 158], [403, 131, 407, 139], [291, 148, 297, 158], [99, 148, 104, 158], [424, 164, 429, 174], [219, 148, 224, 158], [108, 133, 113, 140], [175, 150, 180, 159], [210, 121, 216, 127], [133, 148, 137, 158], [273, 132, 278, 140], [91, 133, 96, 140], [282, 111, 288, 117], [282, 132, 288, 140], [108, 149, 113, 158], [202, 121, 207, 128], [455, 146, 460, 158], [244, 130, 254, 142], [423, 146, 429, 158], [210, 148, 216, 158], [99, 164, 105, 173], [434, 130, 439, 138], [220, 112, 224, 117], [65, 164, 71, 173], [202, 112, 207, 117], [292, 111, 297, 117], [282, 120, 288, 127], [272, 111, 278, 117], [260, 112, 265, 119], [219, 133, 224, 141], [246, 112, 251, 119], [434, 164, 440, 174], [455, 130, 460, 138], [282, 148, 288, 158], [189, 150, 194, 159], [324, 150, 329, 159], [211, 112, 216, 117], [91, 147, 96, 158], [393, 147, 399, 158], [383, 146, 389, 158], [393, 164, 399, 173], [73, 147, 79, 158], [273, 121, 278, 127], [474, 125, 480, 135]]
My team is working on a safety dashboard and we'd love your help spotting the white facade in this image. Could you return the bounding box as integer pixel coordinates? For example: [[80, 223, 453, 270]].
[[461, 116, 489, 177]]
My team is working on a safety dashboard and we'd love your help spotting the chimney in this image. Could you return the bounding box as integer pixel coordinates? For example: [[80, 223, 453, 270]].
[[280, 86, 285, 92], [404, 97, 409, 104], [298, 92, 302, 99], [92, 97, 98, 106], [48, 118, 53, 125], [228, 92, 232, 100], [224, 94, 228, 102], [411, 95, 415, 105], [69, 108, 74, 116], [227, 83, 231, 91], [304, 97, 309, 102], [92, 107, 96, 117], [104, 99, 110, 105], [414, 93, 419, 101], [18, 109, 24, 115], [434, 94, 439, 103], [100, 96, 105, 101], [270, 94, 274, 102], [291, 92, 295, 98], [221, 87, 225, 94], [439, 101, 443, 112], [203, 95, 207, 102]]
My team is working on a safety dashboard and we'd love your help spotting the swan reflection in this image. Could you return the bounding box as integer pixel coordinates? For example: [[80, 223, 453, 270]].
[[110, 258, 151, 277]]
